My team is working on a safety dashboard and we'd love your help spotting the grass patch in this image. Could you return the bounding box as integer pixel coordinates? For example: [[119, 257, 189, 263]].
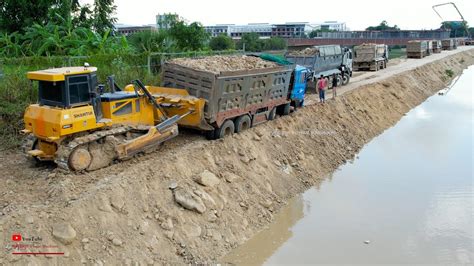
[[389, 48, 406, 59], [445, 69, 454, 78]]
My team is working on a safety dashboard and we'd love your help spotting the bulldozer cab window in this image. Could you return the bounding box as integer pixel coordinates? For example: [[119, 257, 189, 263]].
[[68, 75, 91, 105], [39, 81, 65, 107]]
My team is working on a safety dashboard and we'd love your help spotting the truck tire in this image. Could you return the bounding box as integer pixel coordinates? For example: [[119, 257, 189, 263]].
[[268, 107, 277, 120], [235, 115, 251, 133], [282, 103, 291, 116], [216, 120, 235, 139], [337, 74, 343, 87], [205, 129, 217, 140], [342, 73, 350, 85]]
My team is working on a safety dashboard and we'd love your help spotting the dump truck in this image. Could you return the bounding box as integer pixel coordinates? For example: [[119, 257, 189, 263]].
[[442, 39, 454, 50], [162, 56, 307, 139], [285, 45, 353, 86], [22, 66, 208, 171], [352, 44, 388, 71], [407, 40, 428, 58], [432, 40, 442, 53]]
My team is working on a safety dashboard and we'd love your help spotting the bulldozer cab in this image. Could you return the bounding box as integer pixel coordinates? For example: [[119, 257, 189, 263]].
[[27, 66, 103, 121]]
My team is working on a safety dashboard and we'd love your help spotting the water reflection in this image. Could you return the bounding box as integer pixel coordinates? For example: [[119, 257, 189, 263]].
[[223, 65, 474, 265], [222, 195, 305, 265]]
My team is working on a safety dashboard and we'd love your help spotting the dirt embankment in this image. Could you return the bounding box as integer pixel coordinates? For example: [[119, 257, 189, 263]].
[[0, 50, 473, 265]]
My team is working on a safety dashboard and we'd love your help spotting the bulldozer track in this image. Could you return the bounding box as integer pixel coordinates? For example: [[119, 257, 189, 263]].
[[54, 126, 133, 171]]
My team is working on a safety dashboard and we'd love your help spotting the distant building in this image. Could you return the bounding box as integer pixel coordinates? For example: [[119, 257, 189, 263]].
[[272, 23, 310, 38], [204, 21, 347, 39], [313, 21, 348, 31], [229, 23, 273, 39], [205, 25, 233, 37], [115, 24, 157, 36]]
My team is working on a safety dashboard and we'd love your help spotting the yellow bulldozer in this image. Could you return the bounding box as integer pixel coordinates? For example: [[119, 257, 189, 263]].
[[22, 65, 210, 171]]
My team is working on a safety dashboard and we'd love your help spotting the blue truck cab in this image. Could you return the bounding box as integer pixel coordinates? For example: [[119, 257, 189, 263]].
[[289, 65, 309, 108]]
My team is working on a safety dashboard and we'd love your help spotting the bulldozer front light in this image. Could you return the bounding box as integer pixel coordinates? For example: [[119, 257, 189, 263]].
[[62, 124, 73, 129]]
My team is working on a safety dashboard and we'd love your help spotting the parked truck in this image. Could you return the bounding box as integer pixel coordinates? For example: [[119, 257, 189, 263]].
[[432, 40, 442, 53], [407, 40, 428, 58], [162, 56, 308, 140], [284, 45, 353, 87], [442, 39, 455, 50], [352, 43, 388, 71]]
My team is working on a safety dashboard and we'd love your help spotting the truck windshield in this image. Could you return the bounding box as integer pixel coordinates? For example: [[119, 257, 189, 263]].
[[39, 81, 64, 105]]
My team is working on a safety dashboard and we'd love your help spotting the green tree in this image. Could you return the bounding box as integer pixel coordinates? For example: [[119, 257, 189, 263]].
[[441, 21, 470, 37], [93, 0, 117, 35], [263, 37, 286, 50], [209, 34, 235, 51], [366, 20, 400, 31], [168, 21, 209, 51], [73, 3, 94, 29], [237, 33, 263, 52], [128, 30, 176, 53], [0, 0, 54, 33], [157, 13, 180, 30]]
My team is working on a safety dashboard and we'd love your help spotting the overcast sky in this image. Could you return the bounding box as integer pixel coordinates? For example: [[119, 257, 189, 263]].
[[84, 0, 472, 30]]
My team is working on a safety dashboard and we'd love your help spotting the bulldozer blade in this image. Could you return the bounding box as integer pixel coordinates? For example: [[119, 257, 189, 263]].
[[116, 124, 178, 160]]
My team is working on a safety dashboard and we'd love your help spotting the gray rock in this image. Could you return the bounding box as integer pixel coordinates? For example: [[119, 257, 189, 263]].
[[52, 223, 77, 245], [168, 181, 178, 190], [223, 172, 241, 183], [261, 199, 273, 208], [199, 190, 216, 208], [112, 238, 122, 246], [97, 195, 113, 213], [195, 170, 220, 187], [160, 217, 174, 230], [174, 187, 206, 214], [110, 195, 125, 210]]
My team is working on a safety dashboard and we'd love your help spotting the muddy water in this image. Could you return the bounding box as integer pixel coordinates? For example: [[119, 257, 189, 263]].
[[223, 66, 474, 265]]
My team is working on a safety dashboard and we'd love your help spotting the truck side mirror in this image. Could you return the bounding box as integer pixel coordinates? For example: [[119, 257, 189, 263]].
[[98, 84, 105, 95]]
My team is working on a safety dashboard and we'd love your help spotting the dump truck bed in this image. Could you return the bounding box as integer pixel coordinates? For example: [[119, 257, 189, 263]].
[[162, 62, 292, 128], [354, 44, 387, 63]]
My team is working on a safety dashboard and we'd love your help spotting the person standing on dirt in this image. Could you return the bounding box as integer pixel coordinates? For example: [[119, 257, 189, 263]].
[[316, 74, 327, 103], [331, 73, 338, 98]]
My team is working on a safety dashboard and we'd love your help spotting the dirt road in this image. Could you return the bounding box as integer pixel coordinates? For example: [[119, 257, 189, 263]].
[[306, 46, 473, 104], [0, 47, 473, 265]]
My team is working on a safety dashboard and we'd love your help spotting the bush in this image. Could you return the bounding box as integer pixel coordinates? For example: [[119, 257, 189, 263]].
[[209, 35, 235, 51]]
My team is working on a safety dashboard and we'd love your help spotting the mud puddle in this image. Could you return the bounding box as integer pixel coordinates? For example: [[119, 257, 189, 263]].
[[223, 66, 474, 265]]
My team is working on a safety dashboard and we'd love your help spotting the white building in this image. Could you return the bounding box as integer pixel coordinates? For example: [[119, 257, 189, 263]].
[[229, 23, 273, 39], [313, 21, 348, 31], [204, 25, 233, 37]]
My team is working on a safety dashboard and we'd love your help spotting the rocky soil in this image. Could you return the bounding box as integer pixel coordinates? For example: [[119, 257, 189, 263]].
[[0, 49, 473, 265], [169, 55, 279, 74]]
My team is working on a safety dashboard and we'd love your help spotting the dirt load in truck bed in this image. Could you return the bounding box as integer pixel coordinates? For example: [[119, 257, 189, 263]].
[[287, 47, 319, 56], [169, 55, 279, 74]]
